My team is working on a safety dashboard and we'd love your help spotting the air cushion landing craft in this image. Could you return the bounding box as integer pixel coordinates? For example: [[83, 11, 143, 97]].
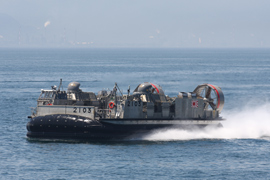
[[26, 80, 224, 139]]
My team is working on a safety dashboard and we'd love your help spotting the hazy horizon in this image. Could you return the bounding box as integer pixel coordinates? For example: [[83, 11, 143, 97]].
[[1, 0, 270, 48]]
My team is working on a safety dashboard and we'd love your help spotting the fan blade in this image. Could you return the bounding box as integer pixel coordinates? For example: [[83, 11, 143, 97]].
[[205, 87, 211, 98], [209, 102, 216, 110]]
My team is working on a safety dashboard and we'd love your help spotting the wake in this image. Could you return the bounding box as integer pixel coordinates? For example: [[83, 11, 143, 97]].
[[142, 103, 270, 141]]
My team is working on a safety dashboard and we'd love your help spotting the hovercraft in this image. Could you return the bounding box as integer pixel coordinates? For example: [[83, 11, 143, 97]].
[[27, 79, 224, 140]]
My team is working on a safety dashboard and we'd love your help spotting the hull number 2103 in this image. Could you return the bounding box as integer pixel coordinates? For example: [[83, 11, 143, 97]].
[[73, 107, 92, 113]]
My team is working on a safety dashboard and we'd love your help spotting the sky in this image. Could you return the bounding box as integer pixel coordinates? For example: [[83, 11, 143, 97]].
[[0, 0, 270, 48]]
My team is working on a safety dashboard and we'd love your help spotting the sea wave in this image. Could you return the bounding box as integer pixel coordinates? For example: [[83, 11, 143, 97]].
[[141, 103, 270, 141]]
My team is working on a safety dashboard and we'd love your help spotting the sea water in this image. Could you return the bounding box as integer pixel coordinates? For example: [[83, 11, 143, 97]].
[[0, 48, 270, 179]]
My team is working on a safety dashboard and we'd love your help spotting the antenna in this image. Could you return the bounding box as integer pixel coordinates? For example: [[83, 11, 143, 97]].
[[128, 85, 130, 96], [58, 79, 63, 91], [115, 82, 123, 96]]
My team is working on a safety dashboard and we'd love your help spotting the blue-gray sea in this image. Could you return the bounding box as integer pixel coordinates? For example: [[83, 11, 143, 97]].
[[1, 48, 270, 179]]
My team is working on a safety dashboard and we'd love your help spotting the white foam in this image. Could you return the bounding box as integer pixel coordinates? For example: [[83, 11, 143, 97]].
[[142, 103, 270, 141]]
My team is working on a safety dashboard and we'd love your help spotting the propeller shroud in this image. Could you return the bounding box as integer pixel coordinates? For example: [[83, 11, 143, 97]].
[[193, 84, 224, 112]]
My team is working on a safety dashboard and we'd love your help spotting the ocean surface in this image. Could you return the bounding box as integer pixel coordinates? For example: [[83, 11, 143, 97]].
[[0, 48, 270, 179]]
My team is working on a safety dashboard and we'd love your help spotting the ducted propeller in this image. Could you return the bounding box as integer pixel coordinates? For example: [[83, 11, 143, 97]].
[[193, 84, 224, 112]]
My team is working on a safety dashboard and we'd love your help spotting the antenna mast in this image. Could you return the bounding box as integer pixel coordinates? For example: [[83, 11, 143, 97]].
[[58, 79, 63, 91]]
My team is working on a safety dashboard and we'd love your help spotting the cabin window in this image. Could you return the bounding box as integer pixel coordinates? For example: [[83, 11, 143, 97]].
[[39, 92, 45, 99], [39, 91, 55, 99], [48, 92, 53, 98]]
